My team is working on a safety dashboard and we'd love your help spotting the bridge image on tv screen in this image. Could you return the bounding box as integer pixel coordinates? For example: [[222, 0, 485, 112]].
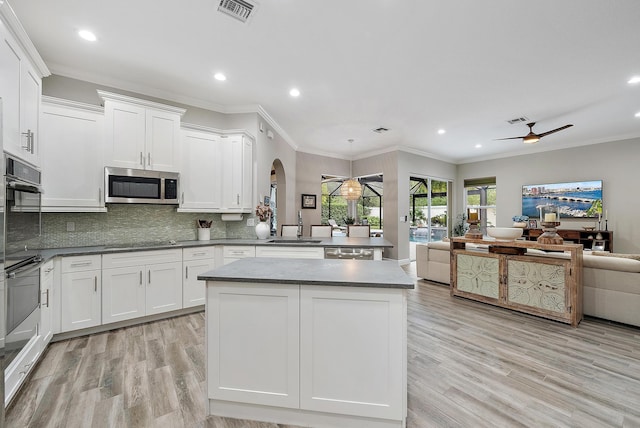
[[522, 180, 603, 219]]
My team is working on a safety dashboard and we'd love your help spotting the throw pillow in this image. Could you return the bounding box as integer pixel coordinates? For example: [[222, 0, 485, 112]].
[[592, 251, 640, 261]]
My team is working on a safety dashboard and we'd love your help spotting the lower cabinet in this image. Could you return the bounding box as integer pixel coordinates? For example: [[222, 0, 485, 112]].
[[102, 249, 182, 323], [39, 259, 55, 345], [207, 282, 407, 423], [60, 255, 102, 332], [182, 246, 216, 308]]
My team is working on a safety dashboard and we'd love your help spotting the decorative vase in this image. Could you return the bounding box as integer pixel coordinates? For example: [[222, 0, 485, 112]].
[[197, 228, 210, 241], [255, 221, 270, 239]]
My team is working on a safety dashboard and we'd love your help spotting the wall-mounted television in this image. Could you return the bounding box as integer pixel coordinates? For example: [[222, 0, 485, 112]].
[[522, 180, 603, 219]]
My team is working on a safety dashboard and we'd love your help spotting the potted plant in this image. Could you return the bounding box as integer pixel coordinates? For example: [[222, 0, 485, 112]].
[[512, 215, 529, 228], [255, 203, 273, 239]]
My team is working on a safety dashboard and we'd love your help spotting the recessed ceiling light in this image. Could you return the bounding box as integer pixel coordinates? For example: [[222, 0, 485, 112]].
[[289, 88, 300, 97], [628, 76, 640, 84], [635, 111, 640, 118], [214, 72, 226, 81], [437, 129, 446, 135], [475, 144, 482, 149], [78, 29, 97, 42]]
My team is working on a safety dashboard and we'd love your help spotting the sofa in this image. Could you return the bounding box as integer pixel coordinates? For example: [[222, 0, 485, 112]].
[[416, 241, 640, 328]]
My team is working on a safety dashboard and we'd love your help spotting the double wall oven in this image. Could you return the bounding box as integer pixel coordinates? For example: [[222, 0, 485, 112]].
[[3, 155, 43, 368]]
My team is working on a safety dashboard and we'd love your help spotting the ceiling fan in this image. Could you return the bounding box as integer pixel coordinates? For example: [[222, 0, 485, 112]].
[[496, 122, 573, 144]]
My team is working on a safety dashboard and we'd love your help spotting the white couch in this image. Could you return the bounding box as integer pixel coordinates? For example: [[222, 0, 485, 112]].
[[416, 241, 640, 328]]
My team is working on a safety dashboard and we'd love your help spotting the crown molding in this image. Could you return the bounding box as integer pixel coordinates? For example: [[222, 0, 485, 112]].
[[41, 95, 104, 113], [0, 1, 50, 77], [181, 122, 255, 141], [97, 90, 187, 115]]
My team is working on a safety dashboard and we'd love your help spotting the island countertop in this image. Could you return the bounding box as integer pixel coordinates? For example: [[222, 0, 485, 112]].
[[199, 257, 414, 289]]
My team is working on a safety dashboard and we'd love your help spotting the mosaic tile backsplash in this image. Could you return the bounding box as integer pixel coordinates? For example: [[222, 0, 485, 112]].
[[40, 204, 256, 249]]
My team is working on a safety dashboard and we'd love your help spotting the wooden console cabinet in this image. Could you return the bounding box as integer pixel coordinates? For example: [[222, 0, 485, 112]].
[[450, 238, 583, 327], [522, 228, 613, 252]]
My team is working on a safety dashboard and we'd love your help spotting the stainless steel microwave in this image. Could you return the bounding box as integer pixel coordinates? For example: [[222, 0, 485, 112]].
[[105, 167, 179, 204]]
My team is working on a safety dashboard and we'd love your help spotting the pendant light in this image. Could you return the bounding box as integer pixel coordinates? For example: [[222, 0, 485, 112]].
[[340, 139, 362, 201]]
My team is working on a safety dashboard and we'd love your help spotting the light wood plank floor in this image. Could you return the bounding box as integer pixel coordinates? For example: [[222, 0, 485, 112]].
[[7, 264, 640, 427]]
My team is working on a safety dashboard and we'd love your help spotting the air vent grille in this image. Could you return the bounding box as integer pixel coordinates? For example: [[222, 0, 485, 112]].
[[373, 127, 390, 133], [218, 0, 257, 23], [507, 116, 529, 125]]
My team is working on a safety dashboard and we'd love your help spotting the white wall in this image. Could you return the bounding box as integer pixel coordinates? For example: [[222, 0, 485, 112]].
[[457, 137, 639, 253]]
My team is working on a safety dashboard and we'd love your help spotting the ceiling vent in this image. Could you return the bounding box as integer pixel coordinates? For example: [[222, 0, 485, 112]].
[[373, 127, 390, 133], [217, 0, 258, 23], [507, 116, 529, 125]]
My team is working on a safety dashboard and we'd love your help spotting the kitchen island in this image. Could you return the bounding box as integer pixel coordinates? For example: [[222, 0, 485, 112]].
[[199, 257, 414, 428]]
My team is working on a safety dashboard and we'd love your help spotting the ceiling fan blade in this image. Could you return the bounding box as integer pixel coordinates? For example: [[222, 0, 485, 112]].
[[494, 136, 527, 141], [537, 124, 573, 138]]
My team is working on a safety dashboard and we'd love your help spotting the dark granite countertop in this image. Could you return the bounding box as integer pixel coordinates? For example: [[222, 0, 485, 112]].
[[198, 257, 414, 289], [38, 237, 393, 260]]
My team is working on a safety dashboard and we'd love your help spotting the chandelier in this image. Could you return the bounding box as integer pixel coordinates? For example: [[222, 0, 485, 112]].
[[340, 139, 362, 201]]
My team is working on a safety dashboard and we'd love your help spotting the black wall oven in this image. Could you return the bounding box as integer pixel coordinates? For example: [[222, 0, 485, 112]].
[[3, 155, 43, 368]]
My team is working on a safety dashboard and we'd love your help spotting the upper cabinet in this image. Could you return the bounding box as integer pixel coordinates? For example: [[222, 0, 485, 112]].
[[0, 2, 50, 166], [39, 97, 106, 212], [99, 90, 185, 172], [178, 125, 254, 213], [220, 134, 254, 211]]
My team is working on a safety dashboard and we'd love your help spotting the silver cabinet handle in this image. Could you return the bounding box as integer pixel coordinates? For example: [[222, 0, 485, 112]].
[[193, 252, 206, 256], [147, 152, 151, 167], [70, 262, 92, 268], [21, 130, 32, 151], [181, 192, 185, 204], [30, 130, 34, 153], [94, 276, 97, 292], [139, 270, 143, 285], [98, 188, 102, 204], [185, 266, 189, 279], [140, 152, 144, 166], [148, 270, 151, 285], [42, 289, 50, 307], [237, 194, 240, 205]]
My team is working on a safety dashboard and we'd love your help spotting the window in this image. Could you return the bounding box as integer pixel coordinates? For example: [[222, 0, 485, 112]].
[[321, 175, 383, 231], [410, 177, 450, 243], [464, 177, 496, 235]]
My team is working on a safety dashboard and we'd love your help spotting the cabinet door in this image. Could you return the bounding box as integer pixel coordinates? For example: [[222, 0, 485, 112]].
[[61, 270, 101, 332], [240, 137, 253, 209], [40, 261, 54, 346], [146, 109, 180, 172], [180, 129, 222, 210], [207, 282, 300, 408], [0, 24, 26, 159], [102, 266, 146, 324], [146, 261, 183, 315], [104, 100, 146, 169], [183, 258, 214, 308], [40, 101, 105, 211], [220, 136, 244, 210], [20, 61, 41, 165], [299, 285, 405, 420], [454, 253, 500, 300], [506, 258, 569, 314]]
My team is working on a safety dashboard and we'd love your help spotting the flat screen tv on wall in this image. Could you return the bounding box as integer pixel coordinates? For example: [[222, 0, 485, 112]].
[[522, 180, 603, 219]]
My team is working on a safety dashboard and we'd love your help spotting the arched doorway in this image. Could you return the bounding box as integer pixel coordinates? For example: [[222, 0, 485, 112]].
[[270, 159, 286, 236]]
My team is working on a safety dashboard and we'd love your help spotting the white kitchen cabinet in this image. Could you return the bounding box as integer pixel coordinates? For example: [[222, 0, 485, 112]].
[[299, 285, 406, 420], [60, 255, 102, 332], [222, 245, 255, 265], [220, 134, 253, 211], [39, 97, 106, 212], [102, 249, 182, 324], [39, 259, 55, 346], [207, 282, 300, 408], [183, 246, 216, 308], [178, 127, 222, 211], [0, 3, 49, 166], [99, 90, 185, 172]]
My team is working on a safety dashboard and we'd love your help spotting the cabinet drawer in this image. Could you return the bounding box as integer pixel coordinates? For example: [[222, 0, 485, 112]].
[[256, 246, 324, 259], [183, 246, 216, 261], [560, 230, 580, 240], [103, 249, 182, 269], [223, 246, 255, 258], [61, 255, 101, 273]]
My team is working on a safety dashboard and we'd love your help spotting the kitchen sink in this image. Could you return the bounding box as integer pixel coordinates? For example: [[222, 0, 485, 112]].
[[266, 239, 322, 244]]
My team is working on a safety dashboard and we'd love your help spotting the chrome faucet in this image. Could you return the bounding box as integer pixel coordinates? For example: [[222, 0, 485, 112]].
[[297, 210, 303, 238]]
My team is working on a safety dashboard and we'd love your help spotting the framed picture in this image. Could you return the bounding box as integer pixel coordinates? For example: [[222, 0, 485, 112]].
[[263, 196, 270, 205], [592, 240, 606, 251], [528, 219, 538, 229], [301, 194, 316, 209]]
